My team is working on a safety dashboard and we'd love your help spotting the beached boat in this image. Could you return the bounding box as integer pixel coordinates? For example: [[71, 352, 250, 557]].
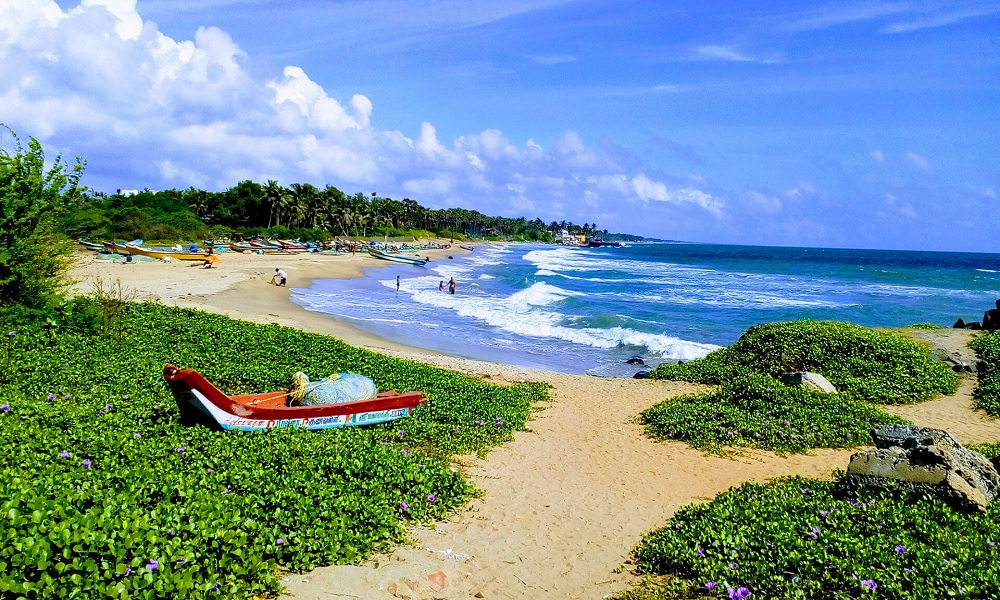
[[78, 240, 106, 251], [107, 242, 220, 262], [367, 247, 427, 266], [459, 244, 474, 251], [162, 364, 426, 431]]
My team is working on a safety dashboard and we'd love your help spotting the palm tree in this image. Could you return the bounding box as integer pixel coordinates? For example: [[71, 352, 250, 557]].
[[263, 180, 290, 228]]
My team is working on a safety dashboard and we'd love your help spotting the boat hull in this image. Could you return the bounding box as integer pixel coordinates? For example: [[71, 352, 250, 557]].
[[107, 243, 219, 262], [367, 248, 427, 266], [163, 364, 426, 431]]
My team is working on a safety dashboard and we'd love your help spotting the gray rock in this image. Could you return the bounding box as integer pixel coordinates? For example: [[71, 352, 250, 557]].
[[846, 425, 1000, 512], [779, 371, 838, 394], [953, 318, 966, 329]]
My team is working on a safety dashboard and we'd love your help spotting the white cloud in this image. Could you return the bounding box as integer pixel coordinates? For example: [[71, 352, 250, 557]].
[[871, 150, 885, 163], [694, 45, 780, 64], [0, 0, 723, 229], [906, 152, 932, 171], [883, 8, 1000, 33]]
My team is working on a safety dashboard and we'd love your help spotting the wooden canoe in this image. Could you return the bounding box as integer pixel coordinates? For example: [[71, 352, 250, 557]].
[[162, 364, 426, 431], [112, 243, 219, 262], [367, 247, 427, 266]]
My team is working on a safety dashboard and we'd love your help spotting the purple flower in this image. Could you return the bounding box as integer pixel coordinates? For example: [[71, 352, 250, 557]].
[[861, 579, 876, 591], [7, 331, 13, 337], [125, 566, 131, 576], [59, 452, 70, 459], [402, 449, 411, 457], [989, 540, 996, 547], [222, 488, 230, 494], [400, 502, 408, 511], [47, 393, 54, 400], [96, 410, 103, 417], [451, 427, 459, 433], [729, 587, 751, 599], [801, 488, 809, 495], [674, 523, 682, 529], [105, 403, 113, 410], [896, 545, 906, 555], [167, 529, 174, 538], [276, 538, 285, 545], [147, 559, 158, 572], [176, 447, 185, 453], [427, 494, 436, 503], [696, 548, 705, 557], [496, 417, 503, 426], [730, 561, 738, 569], [134, 433, 141, 439], [765, 387, 772, 392], [176, 558, 185, 564], [475, 420, 484, 426], [705, 582, 717, 590], [82, 459, 92, 468], [0, 404, 9, 412], [397, 430, 404, 436], [820, 510, 829, 517], [63, 394, 70, 400], [207, 468, 212, 473]]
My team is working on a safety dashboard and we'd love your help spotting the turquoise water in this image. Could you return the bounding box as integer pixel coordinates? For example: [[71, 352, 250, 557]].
[[291, 243, 1000, 375]]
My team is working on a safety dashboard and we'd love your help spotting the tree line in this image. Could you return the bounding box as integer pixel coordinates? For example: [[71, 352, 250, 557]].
[[63, 180, 634, 244]]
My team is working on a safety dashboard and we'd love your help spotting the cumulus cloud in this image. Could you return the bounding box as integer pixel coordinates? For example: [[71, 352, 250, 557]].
[[0, 0, 722, 231]]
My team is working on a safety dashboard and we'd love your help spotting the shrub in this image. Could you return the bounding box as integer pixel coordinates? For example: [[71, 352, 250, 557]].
[[628, 475, 1000, 599], [640, 374, 907, 454], [908, 323, 944, 330], [971, 332, 1000, 415], [0, 302, 545, 597], [0, 129, 85, 308], [650, 321, 957, 405]]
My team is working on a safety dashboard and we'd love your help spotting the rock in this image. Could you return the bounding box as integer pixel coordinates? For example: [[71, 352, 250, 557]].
[[966, 321, 982, 330], [633, 371, 649, 379], [779, 371, 837, 394], [846, 425, 1000, 512], [953, 318, 966, 329], [626, 356, 645, 365], [945, 358, 973, 373], [985, 308, 1000, 331]]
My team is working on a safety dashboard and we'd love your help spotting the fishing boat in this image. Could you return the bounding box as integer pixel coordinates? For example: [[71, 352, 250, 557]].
[[162, 364, 426, 431], [459, 244, 474, 251], [106, 242, 220, 262], [78, 240, 106, 251], [367, 247, 427, 266]]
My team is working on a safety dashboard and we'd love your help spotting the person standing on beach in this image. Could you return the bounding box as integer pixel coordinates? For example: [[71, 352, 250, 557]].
[[448, 277, 456, 294], [396, 275, 400, 292]]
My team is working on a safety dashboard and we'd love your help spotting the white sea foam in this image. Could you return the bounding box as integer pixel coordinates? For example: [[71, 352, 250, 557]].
[[478, 274, 495, 279], [978, 269, 998, 273]]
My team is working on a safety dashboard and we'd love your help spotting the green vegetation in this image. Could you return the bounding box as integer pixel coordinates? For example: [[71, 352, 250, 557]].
[[650, 321, 957, 405], [0, 302, 546, 598], [621, 475, 1000, 600], [640, 374, 906, 454], [642, 321, 956, 453], [0, 129, 85, 308], [971, 332, 1000, 415], [908, 323, 944, 330], [63, 181, 626, 244]]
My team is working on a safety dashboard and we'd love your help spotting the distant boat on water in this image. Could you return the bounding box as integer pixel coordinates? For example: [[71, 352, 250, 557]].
[[367, 247, 427, 266]]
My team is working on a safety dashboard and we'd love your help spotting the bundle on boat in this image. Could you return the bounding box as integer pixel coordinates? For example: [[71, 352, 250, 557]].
[[162, 364, 426, 431]]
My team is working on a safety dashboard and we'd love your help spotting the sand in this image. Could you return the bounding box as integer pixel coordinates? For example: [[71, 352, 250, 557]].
[[67, 247, 1000, 600]]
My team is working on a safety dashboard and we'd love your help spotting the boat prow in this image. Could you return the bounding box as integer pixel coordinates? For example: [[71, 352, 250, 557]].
[[162, 364, 426, 431]]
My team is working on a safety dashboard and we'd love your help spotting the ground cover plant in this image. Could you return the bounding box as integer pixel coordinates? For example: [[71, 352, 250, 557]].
[[621, 475, 1000, 600], [641, 321, 955, 453], [0, 302, 546, 598], [971, 331, 1000, 415], [649, 321, 957, 405], [640, 374, 907, 454]]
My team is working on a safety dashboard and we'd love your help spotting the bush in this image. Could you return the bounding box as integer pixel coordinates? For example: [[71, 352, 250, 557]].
[[0, 130, 85, 308], [628, 475, 1000, 599], [0, 303, 546, 598], [971, 332, 1000, 415], [640, 374, 907, 454], [650, 321, 957, 405]]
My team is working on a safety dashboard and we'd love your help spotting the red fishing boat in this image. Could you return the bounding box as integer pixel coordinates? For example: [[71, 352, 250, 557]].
[[162, 364, 426, 431]]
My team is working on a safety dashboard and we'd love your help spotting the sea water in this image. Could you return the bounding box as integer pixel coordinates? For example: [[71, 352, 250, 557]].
[[290, 243, 1000, 375]]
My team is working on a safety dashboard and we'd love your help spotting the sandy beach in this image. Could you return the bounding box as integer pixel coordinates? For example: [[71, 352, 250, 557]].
[[68, 246, 1000, 600]]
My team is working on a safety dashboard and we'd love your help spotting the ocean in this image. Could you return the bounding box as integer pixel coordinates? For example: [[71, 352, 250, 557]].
[[290, 243, 1000, 376]]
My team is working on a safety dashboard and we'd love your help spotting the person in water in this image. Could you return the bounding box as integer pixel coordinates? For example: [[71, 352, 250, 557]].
[[448, 277, 456, 294], [439, 280, 444, 292]]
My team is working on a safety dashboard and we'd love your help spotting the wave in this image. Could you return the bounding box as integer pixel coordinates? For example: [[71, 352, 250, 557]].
[[978, 269, 998, 273]]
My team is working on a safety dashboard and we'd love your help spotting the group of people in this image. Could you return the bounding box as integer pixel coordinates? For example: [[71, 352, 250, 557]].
[[438, 277, 456, 294], [270, 269, 454, 294]]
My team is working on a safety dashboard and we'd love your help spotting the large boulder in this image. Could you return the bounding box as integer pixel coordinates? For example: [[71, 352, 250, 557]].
[[779, 371, 837, 394], [846, 425, 1000, 512]]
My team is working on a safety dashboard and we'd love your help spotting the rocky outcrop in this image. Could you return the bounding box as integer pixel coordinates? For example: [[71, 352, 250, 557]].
[[779, 371, 837, 394], [984, 299, 1000, 331], [846, 425, 1000, 512]]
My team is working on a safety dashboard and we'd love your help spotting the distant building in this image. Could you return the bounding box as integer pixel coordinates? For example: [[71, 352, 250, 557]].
[[560, 229, 585, 246]]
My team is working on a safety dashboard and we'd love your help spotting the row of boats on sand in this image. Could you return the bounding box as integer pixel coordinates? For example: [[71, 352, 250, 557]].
[[79, 238, 456, 266]]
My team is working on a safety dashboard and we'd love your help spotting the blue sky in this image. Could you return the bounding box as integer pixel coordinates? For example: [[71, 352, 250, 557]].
[[2, 1, 998, 251]]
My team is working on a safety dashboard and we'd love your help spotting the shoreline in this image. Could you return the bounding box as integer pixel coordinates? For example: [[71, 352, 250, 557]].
[[69, 241, 553, 379]]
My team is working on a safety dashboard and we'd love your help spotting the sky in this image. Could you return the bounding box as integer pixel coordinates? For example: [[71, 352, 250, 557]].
[[1, 1, 998, 251]]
